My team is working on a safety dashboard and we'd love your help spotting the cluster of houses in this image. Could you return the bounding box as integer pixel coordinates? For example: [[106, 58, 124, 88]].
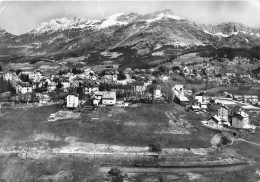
[[206, 104, 254, 130]]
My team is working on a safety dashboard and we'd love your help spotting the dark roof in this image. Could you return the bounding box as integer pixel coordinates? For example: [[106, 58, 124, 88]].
[[133, 81, 145, 86], [18, 82, 32, 87]]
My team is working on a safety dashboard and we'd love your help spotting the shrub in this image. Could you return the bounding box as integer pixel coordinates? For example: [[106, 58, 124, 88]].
[[148, 143, 162, 153]]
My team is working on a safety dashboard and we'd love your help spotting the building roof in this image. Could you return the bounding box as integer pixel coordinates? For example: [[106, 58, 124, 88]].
[[244, 95, 258, 99], [208, 115, 222, 123], [179, 95, 189, 102], [133, 81, 145, 86], [220, 104, 229, 110], [18, 82, 32, 87], [102, 92, 116, 99]]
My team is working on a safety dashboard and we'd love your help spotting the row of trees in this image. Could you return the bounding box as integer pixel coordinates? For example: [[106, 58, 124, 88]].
[[0, 76, 16, 94]]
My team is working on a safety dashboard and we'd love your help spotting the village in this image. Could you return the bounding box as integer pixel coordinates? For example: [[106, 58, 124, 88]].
[[0, 56, 259, 131], [0, 55, 260, 181]]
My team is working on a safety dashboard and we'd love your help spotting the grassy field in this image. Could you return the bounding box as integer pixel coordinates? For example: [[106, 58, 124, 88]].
[[0, 103, 218, 150], [0, 154, 102, 182], [206, 86, 260, 98]]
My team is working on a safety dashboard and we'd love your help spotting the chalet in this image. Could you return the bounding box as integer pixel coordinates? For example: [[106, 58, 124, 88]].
[[207, 115, 223, 129], [218, 104, 229, 122], [66, 94, 79, 108], [231, 108, 250, 128], [16, 82, 33, 94]]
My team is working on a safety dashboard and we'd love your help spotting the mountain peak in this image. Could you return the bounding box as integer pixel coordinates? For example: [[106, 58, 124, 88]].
[[155, 9, 175, 15], [142, 9, 183, 22]]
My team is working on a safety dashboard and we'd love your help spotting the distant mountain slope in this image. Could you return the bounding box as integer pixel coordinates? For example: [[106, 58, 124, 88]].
[[0, 9, 260, 59]]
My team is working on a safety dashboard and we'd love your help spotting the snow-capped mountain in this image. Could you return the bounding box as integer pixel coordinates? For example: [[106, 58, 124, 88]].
[[1, 9, 260, 58], [31, 17, 99, 35]]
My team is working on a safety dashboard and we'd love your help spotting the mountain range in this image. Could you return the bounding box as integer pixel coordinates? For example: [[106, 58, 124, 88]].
[[0, 9, 260, 61]]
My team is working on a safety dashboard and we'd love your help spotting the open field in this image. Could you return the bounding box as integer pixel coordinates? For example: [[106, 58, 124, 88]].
[[0, 104, 259, 181], [206, 86, 260, 98]]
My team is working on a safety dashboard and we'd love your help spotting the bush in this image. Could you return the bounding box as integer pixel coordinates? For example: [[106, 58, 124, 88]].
[[148, 143, 162, 153], [107, 167, 128, 182]]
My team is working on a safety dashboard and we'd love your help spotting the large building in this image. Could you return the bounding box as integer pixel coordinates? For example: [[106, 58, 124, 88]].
[[66, 94, 79, 108], [231, 108, 250, 128], [218, 105, 229, 122]]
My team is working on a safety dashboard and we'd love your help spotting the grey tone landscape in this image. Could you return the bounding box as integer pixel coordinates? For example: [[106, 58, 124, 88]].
[[0, 1, 260, 182]]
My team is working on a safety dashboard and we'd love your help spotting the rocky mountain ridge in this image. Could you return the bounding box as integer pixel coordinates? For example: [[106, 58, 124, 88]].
[[0, 9, 260, 58]]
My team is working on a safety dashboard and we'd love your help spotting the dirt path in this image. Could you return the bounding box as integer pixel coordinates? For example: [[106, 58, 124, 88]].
[[100, 162, 251, 174], [237, 138, 260, 147]]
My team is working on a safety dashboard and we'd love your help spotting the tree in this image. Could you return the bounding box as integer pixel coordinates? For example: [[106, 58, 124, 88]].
[[107, 167, 128, 182], [148, 143, 162, 153], [16, 69, 22, 75], [117, 70, 126, 80]]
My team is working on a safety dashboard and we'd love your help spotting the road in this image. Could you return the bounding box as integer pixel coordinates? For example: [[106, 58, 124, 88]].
[[100, 162, 251, 174]]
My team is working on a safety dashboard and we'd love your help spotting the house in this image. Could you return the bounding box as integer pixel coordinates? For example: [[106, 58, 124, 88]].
[[102, 92, 116, 106], [207, 115, 223, 129], [16, 82, 33, 94], [231, 108, 250, 128], [85, 86, 99, 95], [47, 81, 57, 92], [153, 85, 162, 99], [93, 91, 116, 106], [116, 80, 128, 85], [243, 95, 258, 104], [103, 61, 113, 65], [66, 94, 79, 108], [133, 82, 147, 93], [218, 104, 229, 122], [178, 95, 189, 106], [195, 95, 207, 109], [191, 105, 200, 112], [61, 80, 70, 91]]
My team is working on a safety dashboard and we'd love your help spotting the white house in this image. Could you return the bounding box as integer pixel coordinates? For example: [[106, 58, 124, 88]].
[[153, 85, 162, 99], [66, 95, 79, 108], [207, 115, 223, 129], [231, 108, 250, 128], [93, 91, 116, 106], [102, 92, 116, 105], [16, 82, 33, 94]]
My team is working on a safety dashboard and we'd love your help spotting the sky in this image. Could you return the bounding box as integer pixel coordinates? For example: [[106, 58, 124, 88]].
[[1, 1, 260, 35]]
